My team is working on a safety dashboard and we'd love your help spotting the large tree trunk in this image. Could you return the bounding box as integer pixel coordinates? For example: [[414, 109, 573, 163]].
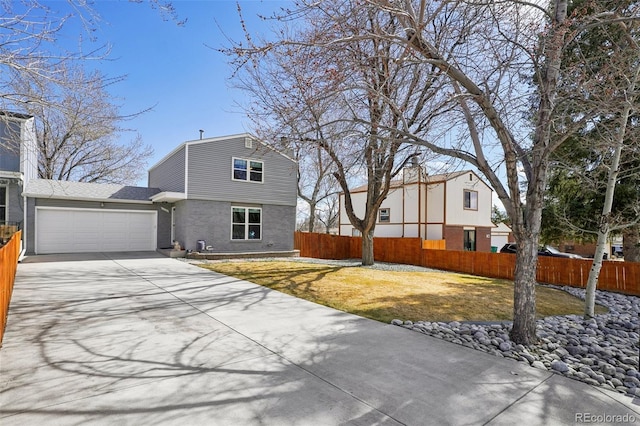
[[584, 227, 609, 317], [308, 202, 317, 233], [584, 94, 631, 316], [623, 225, 640, 263], [362, 228, 375, 266], [510, 238, 538, 345]]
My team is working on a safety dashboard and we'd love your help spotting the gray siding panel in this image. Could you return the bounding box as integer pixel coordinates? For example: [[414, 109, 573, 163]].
[[186, 137, 297, 206], [7, 184, 23, 225], [173, 199, 294, 252], [148, 146, 185, 192], [0, 121, 21, 172], [25, 197, 35, 252]]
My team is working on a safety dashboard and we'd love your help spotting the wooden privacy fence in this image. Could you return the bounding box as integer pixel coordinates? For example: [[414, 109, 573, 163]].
[[0, 231, 21, 346], [294, 232, 640, 296]]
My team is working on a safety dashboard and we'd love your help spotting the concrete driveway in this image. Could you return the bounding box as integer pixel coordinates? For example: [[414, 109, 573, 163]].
[[1, 253, 638, 425]]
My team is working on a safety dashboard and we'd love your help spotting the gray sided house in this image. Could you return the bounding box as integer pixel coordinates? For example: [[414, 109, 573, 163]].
[[15, 131, 296, 255], [23, 180, 167, 254], [149, 134, 298, 253], [0, 112, 37, 232]]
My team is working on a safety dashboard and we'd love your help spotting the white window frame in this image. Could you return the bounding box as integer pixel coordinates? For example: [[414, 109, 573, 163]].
[[232, 157, 264, 183], [0, 186, 6, 224], [379, 207, 390, 223], [231, 206, 262, 241], [463, 190, 478, 210]]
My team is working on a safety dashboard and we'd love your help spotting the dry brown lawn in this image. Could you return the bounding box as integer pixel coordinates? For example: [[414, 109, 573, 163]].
[[199, 260, 607, 323]]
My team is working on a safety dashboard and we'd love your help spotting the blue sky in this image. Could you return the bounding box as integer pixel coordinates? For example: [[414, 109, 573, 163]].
[[48, 0, 291, 184]]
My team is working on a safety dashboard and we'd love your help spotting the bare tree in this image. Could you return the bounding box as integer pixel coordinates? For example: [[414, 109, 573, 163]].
[[1, 0, 180, 178], [227, 0, 638, 343], [367, 0, 639, 344], [0, 1, 98, 110], [227, 1, 443, 265], [12, 65, 153, 184], [577, 12, 640, 317], [317, 193, 340, 234], [295, 145, 340, 233]]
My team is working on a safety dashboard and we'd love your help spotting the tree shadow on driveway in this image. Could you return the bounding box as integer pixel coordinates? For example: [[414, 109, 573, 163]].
[[1, 255, 636, 425]]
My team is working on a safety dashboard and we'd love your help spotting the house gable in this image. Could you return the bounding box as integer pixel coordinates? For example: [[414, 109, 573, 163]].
[[188, 135, 297, 206], [148, 133, 297, 207], [338, 168, 495, 243], [443, 171, 494, 228], [0, 112, 36, 182], [148, 145, 186, 193]]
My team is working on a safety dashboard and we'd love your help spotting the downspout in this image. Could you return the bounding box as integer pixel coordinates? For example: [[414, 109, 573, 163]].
[[402, 184, 405, 237], [418, 171, 422, 240], [338, 193, 342, 235], [443, 180, 447, 242], [184, 144, 189, 199], [20, 185, 27, 261]]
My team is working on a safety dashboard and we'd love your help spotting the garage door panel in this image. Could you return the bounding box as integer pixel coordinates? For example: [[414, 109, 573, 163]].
[[36, 208, 156, 254]]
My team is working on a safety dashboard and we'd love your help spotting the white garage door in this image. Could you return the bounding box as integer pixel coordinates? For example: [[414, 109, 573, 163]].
[[36, 207, 157, 254]]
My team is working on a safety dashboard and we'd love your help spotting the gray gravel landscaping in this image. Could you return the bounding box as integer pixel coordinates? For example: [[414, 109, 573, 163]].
[[192, 256, 640, 396], [392, 285, 640, 397]]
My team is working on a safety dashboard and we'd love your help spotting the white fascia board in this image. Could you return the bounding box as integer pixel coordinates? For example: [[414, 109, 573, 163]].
[[150, 191, 187, 203], [0, 171, 23, 179], [148, 133, 253, 172], [21, 193, 154, 204]]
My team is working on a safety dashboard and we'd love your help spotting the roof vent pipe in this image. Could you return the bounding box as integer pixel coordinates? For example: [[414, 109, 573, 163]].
[[199, 129, 204, 140]]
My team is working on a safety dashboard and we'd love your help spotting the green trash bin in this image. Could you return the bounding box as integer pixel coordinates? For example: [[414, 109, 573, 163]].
[[491, 246, 498, 253]]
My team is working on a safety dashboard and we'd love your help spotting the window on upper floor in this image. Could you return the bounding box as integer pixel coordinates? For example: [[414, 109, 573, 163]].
[[379, 208, 390, 223], [231, 207, 262, 240], [0, 186, 6, 223], [463, 190, 478, 210], [232, 158, 263, 183]]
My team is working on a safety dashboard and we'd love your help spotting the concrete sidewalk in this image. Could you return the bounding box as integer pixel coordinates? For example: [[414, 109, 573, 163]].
[[1, 253, 638, 425]]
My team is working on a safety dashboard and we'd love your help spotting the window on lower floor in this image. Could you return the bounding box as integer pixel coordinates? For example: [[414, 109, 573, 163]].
[[0, 186, 6, 223], [464, 190, 478, 210], [464, 229, 476, 251], [231, 207, 262, 240]]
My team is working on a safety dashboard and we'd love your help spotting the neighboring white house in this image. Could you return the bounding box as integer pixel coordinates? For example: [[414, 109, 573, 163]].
[[338, 165, 495, 251]]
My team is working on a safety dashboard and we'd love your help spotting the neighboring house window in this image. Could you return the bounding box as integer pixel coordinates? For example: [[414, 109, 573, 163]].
[[463, 190, 478, 210], [379, 208, 390, 223], [464, 229, 476, 251], [352, 229, 361, 237], [231, 207, 262, 240], [0, 186, 5, 223], [232, 158, 263, 183]]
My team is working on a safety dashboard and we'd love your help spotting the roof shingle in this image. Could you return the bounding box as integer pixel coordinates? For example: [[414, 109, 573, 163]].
[[24, 179, 161, 202]]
